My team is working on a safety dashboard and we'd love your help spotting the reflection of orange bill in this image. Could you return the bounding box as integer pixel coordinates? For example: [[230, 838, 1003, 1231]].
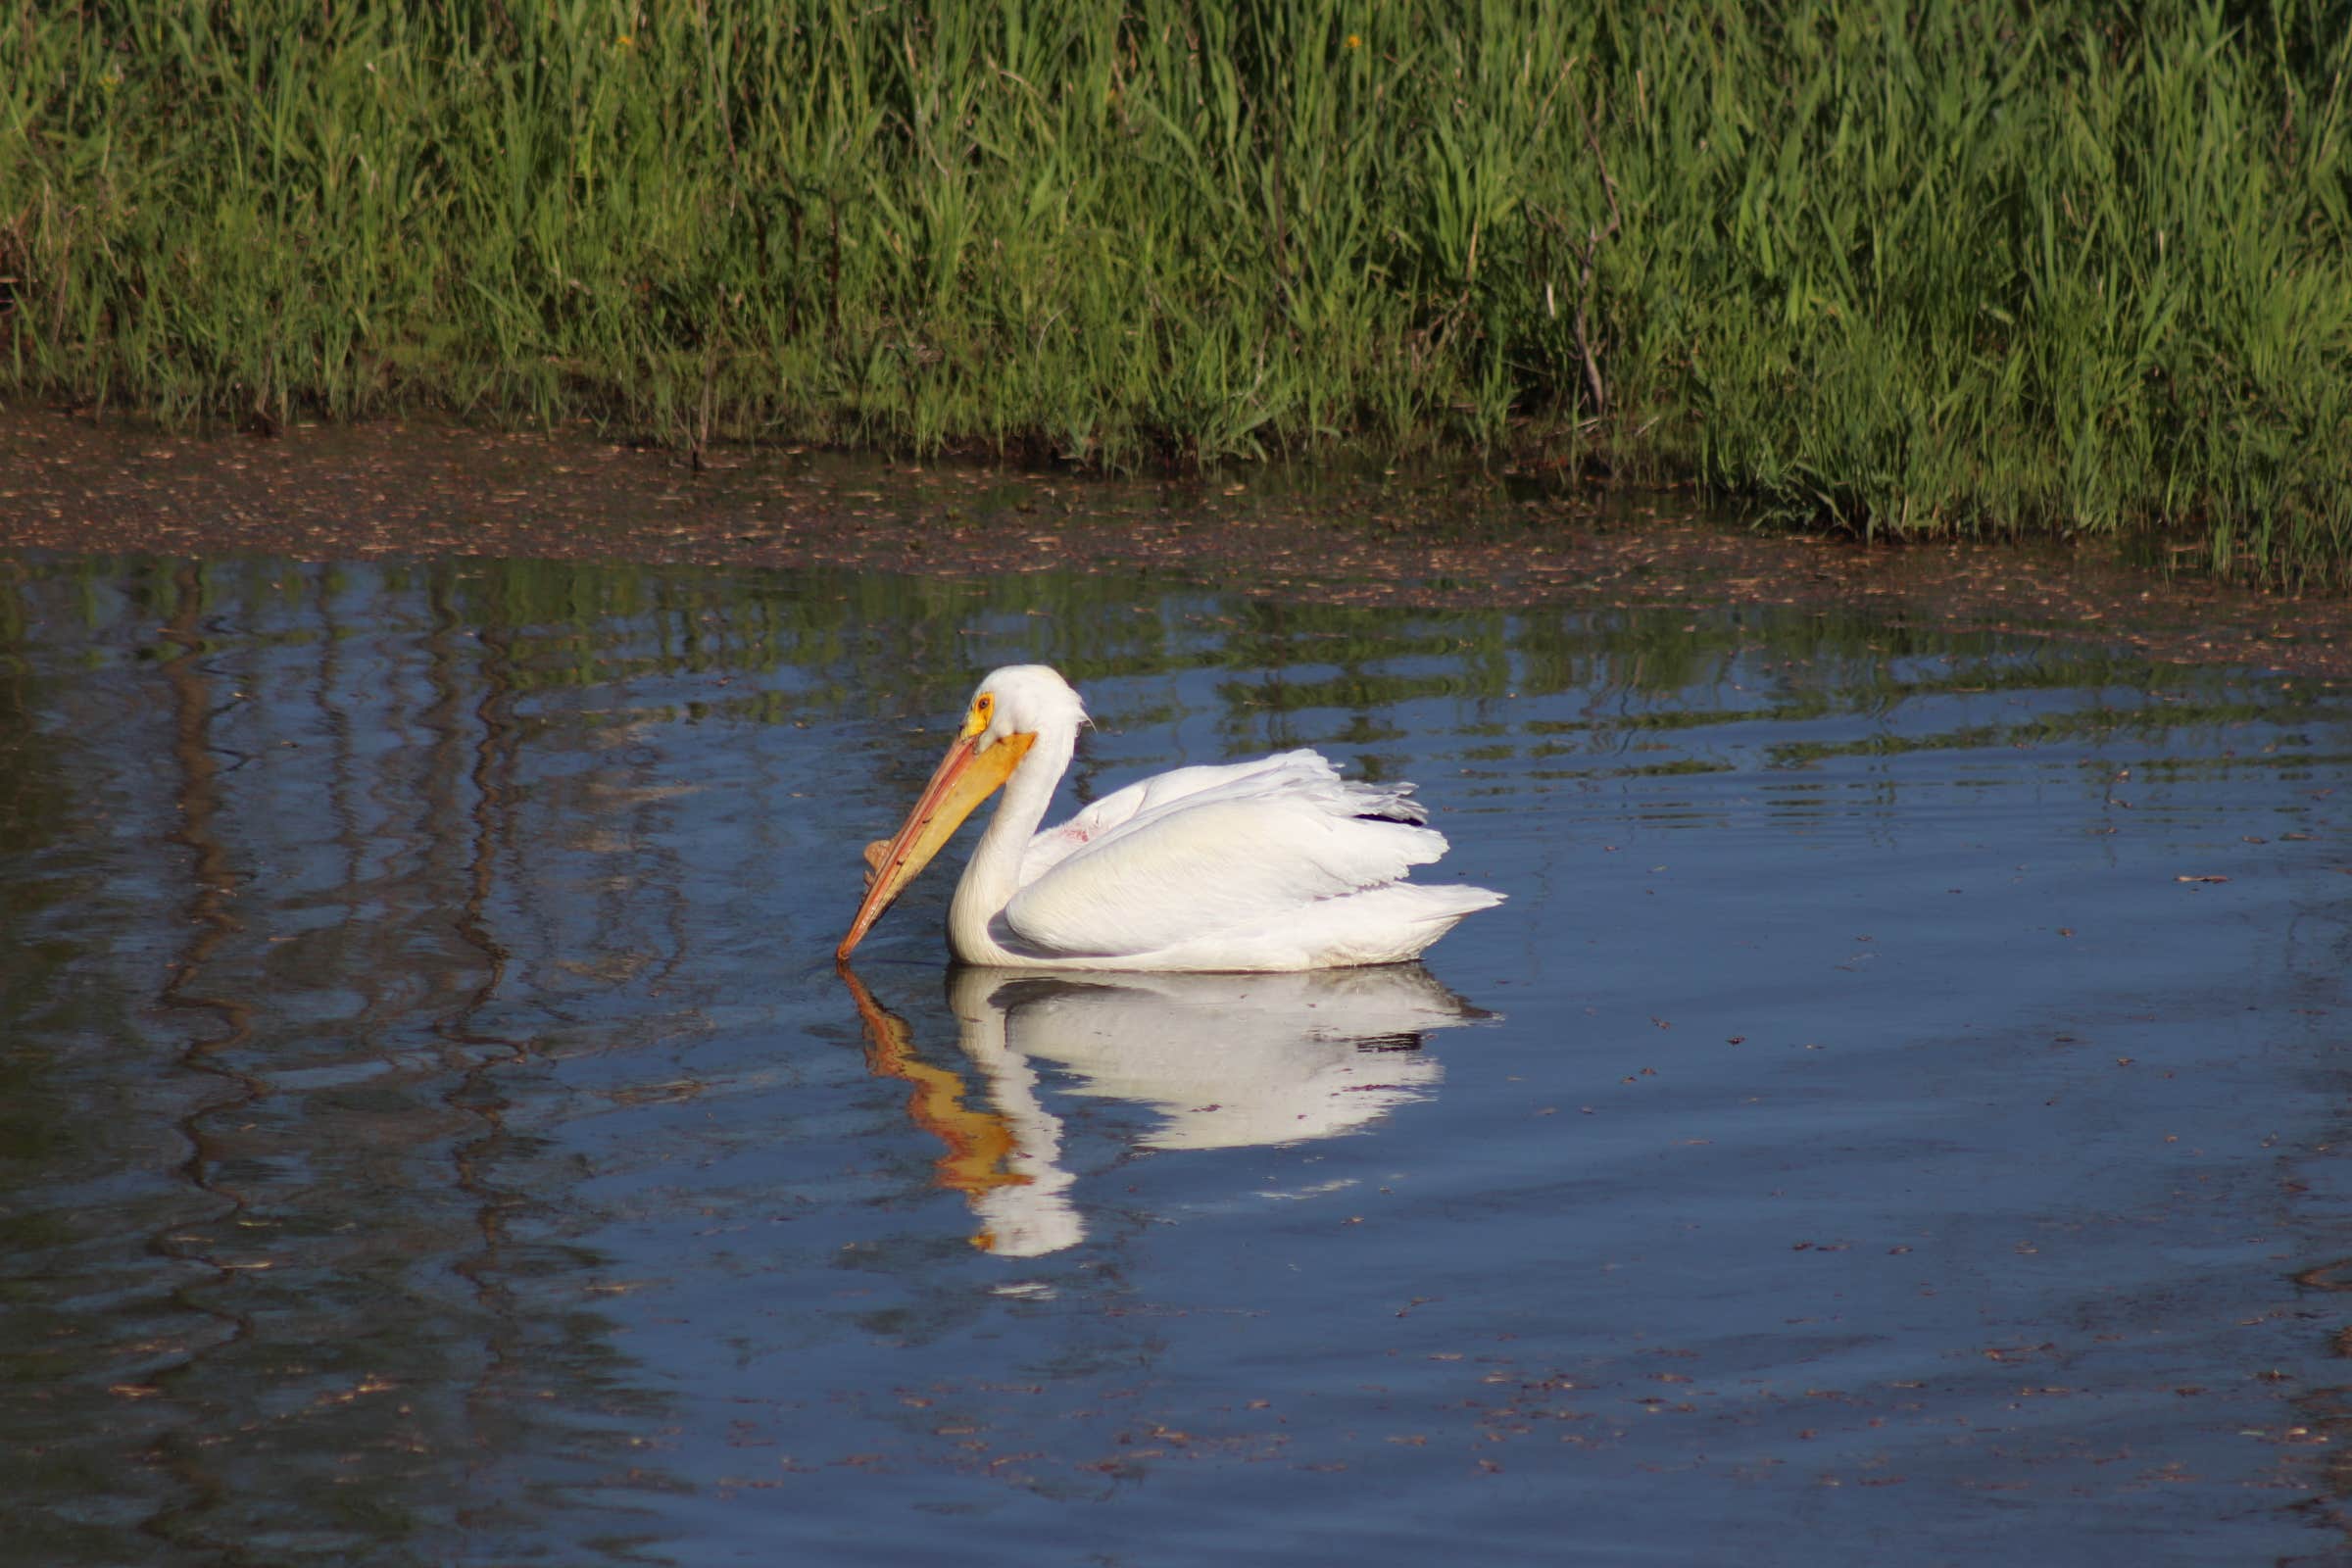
[[837, 964, 1027, 1251], [837, 730, 1034, 961]]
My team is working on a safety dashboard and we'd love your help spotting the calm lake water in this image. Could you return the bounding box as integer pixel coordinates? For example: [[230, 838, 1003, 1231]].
[[3, 540, 2348, 1566]]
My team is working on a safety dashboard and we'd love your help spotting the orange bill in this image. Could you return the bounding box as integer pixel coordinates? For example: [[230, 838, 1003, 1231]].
[[836, 728, 1033, 961]]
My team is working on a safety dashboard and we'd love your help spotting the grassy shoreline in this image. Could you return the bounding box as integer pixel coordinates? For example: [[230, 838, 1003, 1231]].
[[6, 2, 2352, 582]]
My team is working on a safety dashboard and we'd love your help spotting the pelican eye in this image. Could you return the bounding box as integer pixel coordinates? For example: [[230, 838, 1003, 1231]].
[[969, 694, 994, 734]]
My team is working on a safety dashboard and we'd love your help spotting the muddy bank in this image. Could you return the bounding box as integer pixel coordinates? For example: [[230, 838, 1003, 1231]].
[[1, 406, 2346, 681]]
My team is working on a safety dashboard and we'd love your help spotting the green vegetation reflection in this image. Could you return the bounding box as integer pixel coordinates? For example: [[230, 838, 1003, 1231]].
[[6, 554, 2339, 781]]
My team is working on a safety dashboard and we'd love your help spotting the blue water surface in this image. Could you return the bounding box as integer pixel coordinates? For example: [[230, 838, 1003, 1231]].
[[2, 547, 2347, 1567]]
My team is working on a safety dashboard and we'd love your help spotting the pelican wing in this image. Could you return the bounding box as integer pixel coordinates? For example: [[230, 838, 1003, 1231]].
[[1000, 760, 1446, 959], [1018, 750, 1377, 887]]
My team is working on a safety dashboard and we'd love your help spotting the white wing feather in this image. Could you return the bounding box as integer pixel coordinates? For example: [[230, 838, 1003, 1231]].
[[1018, 750, 1380, 887], [1003, 756, 1446, 959]]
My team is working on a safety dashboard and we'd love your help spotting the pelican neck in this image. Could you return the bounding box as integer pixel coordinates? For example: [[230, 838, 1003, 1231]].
[[949, 724, 1073, 959]]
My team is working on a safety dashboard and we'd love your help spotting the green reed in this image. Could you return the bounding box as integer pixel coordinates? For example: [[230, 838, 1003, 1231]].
[[4, 1, 2351, 583]]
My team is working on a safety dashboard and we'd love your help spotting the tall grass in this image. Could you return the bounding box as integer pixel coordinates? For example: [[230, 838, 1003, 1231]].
[[4, 1, 2351, 582]]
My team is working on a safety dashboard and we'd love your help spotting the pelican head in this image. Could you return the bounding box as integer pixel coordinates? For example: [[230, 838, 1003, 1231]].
[[836, 665, 1086, 962]]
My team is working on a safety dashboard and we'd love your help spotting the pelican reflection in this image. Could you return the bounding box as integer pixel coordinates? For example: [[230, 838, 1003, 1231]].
[[843, 964, 1489, 1257]]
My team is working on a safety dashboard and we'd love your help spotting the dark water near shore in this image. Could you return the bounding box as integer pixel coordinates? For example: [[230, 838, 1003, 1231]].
[[3, 548, 2348, 1566]]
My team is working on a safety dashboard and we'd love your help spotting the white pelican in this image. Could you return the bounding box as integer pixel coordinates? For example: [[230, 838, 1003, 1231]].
[[836, 664, 1502, 970]]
